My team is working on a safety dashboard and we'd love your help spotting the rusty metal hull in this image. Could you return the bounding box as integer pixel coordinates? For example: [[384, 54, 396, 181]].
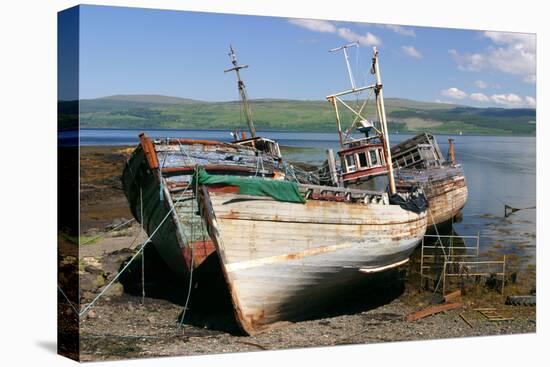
[[394, 164, 468, 227], [198, 188, 427, 334]]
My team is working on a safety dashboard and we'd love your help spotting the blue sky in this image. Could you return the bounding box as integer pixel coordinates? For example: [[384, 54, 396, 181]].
[[76, 5, 536, 108]]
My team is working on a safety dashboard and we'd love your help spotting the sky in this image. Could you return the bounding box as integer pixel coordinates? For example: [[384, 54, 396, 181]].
[[74, 5, 536, 108]]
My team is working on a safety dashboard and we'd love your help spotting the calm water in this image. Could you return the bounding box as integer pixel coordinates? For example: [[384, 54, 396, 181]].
[[77, 128, 536, 266]]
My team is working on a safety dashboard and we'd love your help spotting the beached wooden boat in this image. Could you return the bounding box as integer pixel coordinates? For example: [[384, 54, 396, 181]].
[[196, 169, 427, 334], [191, 46, 428, 334], [121, 134, 284, 278], [391, 133, 468, 227]]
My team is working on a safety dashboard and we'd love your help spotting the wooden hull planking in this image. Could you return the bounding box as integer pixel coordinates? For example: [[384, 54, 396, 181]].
[[122, 139, 283, 277], [199, 188, 427, 334], [395, 165, 468, 227]]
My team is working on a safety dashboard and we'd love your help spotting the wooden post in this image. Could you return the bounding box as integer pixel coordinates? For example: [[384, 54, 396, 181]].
[[447, 138, 456, 164], [329, 97, 343, 146], [139, 133, 160, 170]]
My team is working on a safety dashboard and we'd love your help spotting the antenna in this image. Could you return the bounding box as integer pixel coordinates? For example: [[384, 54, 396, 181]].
[[224, 45, 256, 138], [329, 42, 359, 91]]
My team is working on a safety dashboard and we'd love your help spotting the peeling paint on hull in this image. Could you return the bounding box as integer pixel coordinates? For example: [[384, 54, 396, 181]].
[[395, 165, 468, 227], [199, 188, 427, 335], [121, 139, 283, 277]]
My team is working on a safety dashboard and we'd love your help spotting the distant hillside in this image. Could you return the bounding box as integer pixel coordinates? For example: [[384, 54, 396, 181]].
[[100, 94, 203, 105], [67, 94, 535, 135]]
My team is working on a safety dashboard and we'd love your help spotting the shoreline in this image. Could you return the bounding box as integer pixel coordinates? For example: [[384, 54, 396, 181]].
[[77, 127, 536, 138], [69, 145, 536, 360]]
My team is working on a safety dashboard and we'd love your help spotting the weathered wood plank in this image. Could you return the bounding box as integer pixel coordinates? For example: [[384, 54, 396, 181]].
[[405, 302, 462, 321]]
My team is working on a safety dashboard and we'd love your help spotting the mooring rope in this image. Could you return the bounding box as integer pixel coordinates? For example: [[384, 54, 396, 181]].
[[178, 167, 202, 331], [177, 243, 194, 331], [427, 207, 450, 302], [79, 180, 193, 318], [57, 284, 80, 315], [80, 217, 136, 246]]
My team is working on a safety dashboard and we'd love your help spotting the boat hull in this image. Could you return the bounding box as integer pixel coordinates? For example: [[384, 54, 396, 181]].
[[395, 165, 468, 227], [121, 138, 284, 278], [199, 187, 427, 334]]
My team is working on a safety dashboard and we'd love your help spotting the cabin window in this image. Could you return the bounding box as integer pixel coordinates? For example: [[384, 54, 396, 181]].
[[357, 152, 369, 169], [345, 154, 356, 172], [379, 148, 386, 165], [378, 148, 386, 166], [369, 149, 379, 166]]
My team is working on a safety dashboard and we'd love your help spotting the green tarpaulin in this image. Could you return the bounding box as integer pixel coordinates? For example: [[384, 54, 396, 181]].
[[193, 167, 306, 204]]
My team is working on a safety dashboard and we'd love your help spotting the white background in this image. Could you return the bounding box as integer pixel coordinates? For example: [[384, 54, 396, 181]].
[[0, 0, 546, 366]]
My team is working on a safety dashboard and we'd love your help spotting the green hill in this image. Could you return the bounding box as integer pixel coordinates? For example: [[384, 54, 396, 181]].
[[69, 94, 535, 135]]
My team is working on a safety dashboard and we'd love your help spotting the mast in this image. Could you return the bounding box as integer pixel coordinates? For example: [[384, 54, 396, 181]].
[[371, 47, 396, 195], [224, 45, 256, 138], [329, 42, 359, 91], [327, 44, 397, 195]]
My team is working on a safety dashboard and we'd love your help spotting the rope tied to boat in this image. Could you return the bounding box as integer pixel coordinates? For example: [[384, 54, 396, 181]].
[[80, 217, 136, 246], [177, 167, 201, 331], [78, 180, 194, 319]]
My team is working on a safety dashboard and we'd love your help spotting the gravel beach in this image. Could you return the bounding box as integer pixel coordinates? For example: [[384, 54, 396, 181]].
[[61, 145, 536, 361]]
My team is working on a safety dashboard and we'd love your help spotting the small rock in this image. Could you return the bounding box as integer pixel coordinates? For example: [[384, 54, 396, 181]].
[[87, 310, 97, 319], [105, 282, 124, 297]]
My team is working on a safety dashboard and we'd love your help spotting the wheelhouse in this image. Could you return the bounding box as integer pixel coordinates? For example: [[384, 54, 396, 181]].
[[233, 135, 282, 160], [338, 137, 388, 183]]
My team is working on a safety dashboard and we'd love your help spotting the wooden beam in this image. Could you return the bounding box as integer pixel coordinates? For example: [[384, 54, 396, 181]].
[[443, 290, 462, 303], [405, 302, 462, 322]]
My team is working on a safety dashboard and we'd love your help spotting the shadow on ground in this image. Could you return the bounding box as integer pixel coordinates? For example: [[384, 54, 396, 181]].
[[118, 245, 408, 335]]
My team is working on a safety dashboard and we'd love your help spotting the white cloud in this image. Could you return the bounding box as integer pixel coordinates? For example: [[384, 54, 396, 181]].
[[401, 45, 422, 59], [470, 92, 489, 102], [490, 93, 523, 106], [525, 96, 536, 108], [449, 31, 535, 84], [441, 87, 467, 100], [484, 31, 535, 53], [449, 49, 485, 71], [337, 27, 380, 46], [523, 74, 536, 84], [288, 19, 336, 33], [475, 80, 488, 89], [356, 23, 416, 37], [288, 18, 381, 46], [382, 25, 416, 37]]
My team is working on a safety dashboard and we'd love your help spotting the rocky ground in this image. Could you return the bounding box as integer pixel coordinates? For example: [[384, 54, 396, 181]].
[[61, 145, 536, 361], [75, 266, 536, 361]]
